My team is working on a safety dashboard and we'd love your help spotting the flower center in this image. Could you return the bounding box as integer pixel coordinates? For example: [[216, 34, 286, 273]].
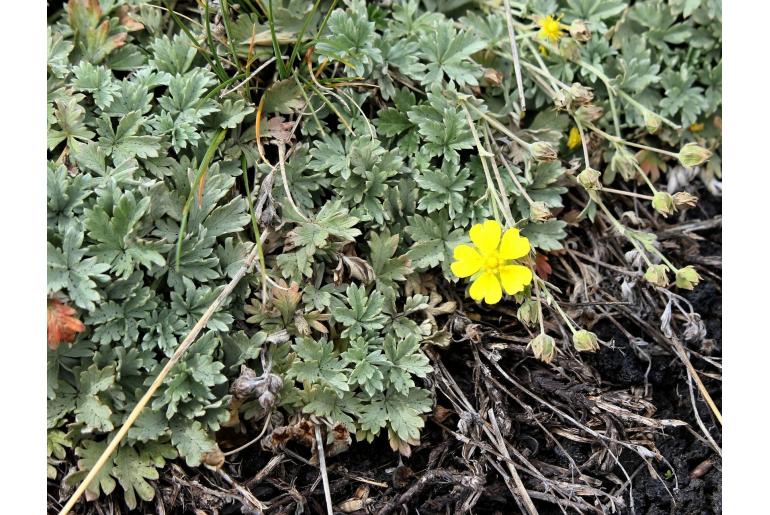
[[484, 255, 500, 271]]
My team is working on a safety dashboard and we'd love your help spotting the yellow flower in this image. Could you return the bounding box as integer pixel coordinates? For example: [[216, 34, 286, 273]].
[[451, 220, 533, 304], [537, 15, 563, 44], [567, 127, 581, 149], [689, 122, 705, 132]]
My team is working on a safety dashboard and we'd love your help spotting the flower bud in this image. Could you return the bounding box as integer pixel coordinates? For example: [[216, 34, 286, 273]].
[[677, 143, 712, 168], [643, 112, 661, 133], [529, 201, 552, 221], [675, 265, 701, 290], [530, 333, 556, 363], [569, 20, 592, 42], [610, 146, 638, 181], [644, 264, 669, 287], [577, 167, 602, 190], [572, 330, 599, 352], [672, 191, 698, 209], [559, 39, 581, 60], [517, 299, 539, 327], [575, 104, 603, 123], [568, 83, 594, 106], [651, 191, 676, 216], [259, 390, 276, 409], [530, 141, 558, 163]]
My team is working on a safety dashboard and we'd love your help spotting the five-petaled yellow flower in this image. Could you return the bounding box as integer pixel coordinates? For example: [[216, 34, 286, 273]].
[[537, 15, 563, 44], [451, 220, 533, 304]]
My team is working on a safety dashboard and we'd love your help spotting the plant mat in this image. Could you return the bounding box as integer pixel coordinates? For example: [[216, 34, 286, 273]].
[[50, 190, 721, 515]]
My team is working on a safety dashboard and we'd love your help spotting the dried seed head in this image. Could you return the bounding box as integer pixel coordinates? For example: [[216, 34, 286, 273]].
[[482, 68, 503, 87], [652, 191, 676, 217], [644, 264, 670, 287], [577, 167, 602, 190], [530, 334, 556, 363], [672, 191, 698, 208], [529, 201, 552, 222], [677, 143, 712, 168], [572, 330, 599, 352], [675, 265, 701, 290], [530, 141, 558, 163], [569, 20, 592, 42], [553, 90, 570, 110], [230, 365, 265, 400]]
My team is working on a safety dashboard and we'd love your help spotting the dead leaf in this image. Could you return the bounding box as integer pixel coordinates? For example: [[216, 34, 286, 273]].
[[47, 298, 85, 350], [535, 253, 552, 280]]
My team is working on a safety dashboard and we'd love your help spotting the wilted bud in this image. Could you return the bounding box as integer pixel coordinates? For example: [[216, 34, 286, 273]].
[[577, 167, 602, 190], [610, 146, 638, 181], [530, 141, 558, 163], [517, 299, 539, 327], [482, 68, 503, 87], [259, 390, 276, 409], [575, 104, 603, 123], [572, 330, 599, 352], [569, 83, 594, 106], [643, 112, 661, 133], [651, 191, 676, 216], [677, 143, 712, 168], [231, 366, 265, 400], [644, 264, 669, 287], [672, 191, 698, 209], [529, 201, 552, 221], [675, 266, 701, 290], [569, 20, 592, 42], [530, 334, 556, 363]]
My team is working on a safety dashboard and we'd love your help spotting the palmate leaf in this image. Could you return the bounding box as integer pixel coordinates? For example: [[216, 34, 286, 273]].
[[404, 213, 465, 272], [170, 418, 216, 467], [316, 8, 382, 76], [289, 336, 349, 393], [47, 224, 110, 311], [66, 440, 116, 499], [48, 95, 95, 151], [112, 446, 160, 510], [415, 160, 473, 217], [331, 284, 388, 338], [341, 337, 388, 397], [416, 21, 485, 86], [84, 187, 167, 278], [96, 110, 161, 164], [383, 334, 432, 394]]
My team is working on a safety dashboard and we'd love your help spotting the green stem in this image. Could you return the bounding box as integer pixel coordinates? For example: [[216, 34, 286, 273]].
[[267, 0, 288, 78], [176, 129, 227, 271]]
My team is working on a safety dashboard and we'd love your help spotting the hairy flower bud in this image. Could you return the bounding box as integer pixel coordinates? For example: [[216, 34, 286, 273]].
[[569, 20, 592, 42], [672, 191, 698, 209], [577, 167, 602, 190], [259, 390, 276, 409], [568, 83, 594, 106], [529, 201, 552, 222], [644, 112, 661, 133], [517, 299, 540, 327], [651, 191, 676, 216], [554, 90, 569, 110], [644, 264, 669, 287], [677, 143, 712, 168], [530, 141, 558, 162], [530, 334, 556, 363], [610, 146, 638, 181], [575, 104, 603, 123], [572, 330, 599, 352], [675, 265, 701, 290]]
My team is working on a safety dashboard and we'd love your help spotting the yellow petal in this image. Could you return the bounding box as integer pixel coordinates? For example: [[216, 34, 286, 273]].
[[469, 271, 503, 304], [499, 229, 531, 260], [499, 265, 533, 295], [451, 244, 482, 278], [469, 220, 501, 254]]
